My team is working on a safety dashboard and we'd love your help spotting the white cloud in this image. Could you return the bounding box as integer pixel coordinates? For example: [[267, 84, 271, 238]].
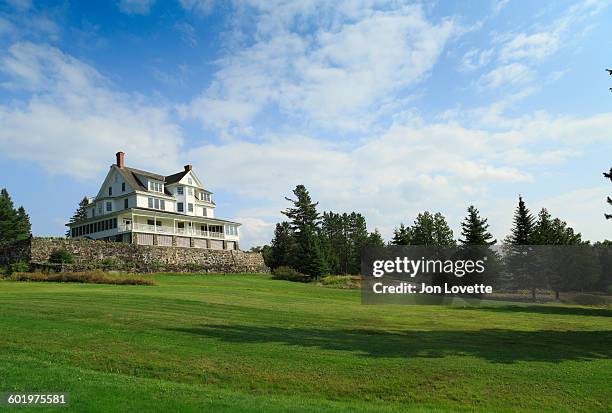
[[499, 31, 560, 61], [118, 0, 155, 15], [184, 2, 456, 133], [461, 47, 494, 71], [0, 42, 182, 178], [178, 0, 214, 15], [479, 63, 533, 89]]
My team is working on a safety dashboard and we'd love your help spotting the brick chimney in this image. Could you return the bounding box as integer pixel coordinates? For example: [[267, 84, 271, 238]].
[[116, 151, 125, 168], [184, 164, 192, 172]]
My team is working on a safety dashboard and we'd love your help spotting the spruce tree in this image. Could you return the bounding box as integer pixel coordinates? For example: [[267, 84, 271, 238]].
[[509, 196, 534, 245], [0, 188, 30, 244], [66, 197, 90, 237], [367, 229, 385, 247], [282, 185, 320, 232], [459, 206, 495, 245], [269, 222, 295, 269], [15, 206, 31, 241], [391, 223, 411, 245], [506, 196, 539, 300]]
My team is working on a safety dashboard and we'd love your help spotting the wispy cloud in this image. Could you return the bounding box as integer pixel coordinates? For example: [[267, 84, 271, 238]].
[[118, 0, 155, 15]]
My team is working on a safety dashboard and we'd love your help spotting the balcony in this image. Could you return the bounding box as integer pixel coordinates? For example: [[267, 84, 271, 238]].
[[119, 223, 225, 239]]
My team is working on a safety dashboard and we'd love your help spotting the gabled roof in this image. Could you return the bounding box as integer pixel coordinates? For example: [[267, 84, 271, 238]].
[[116, 166, 173, 196], [165, 170, 189, 185]]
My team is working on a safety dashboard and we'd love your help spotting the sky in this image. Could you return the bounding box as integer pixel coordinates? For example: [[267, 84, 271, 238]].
[[0, 0, 611, 248]]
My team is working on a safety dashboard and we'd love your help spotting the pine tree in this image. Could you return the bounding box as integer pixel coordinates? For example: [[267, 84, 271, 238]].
[[66, 197, 90, 237], [269, 222, 295, 269], [282, 185, 320, 233], [459, 206, 495, 245], [281, 185, 326, 277], [506, 196, 539, 300], [0, 188, 30, 244], [411, 212, 455, 246], [15, 206, 31, 241], [367, 229, 385, 247], [391, 223, 411, 245], [295, 226, 327, 279], [509, 196, 534, 245]]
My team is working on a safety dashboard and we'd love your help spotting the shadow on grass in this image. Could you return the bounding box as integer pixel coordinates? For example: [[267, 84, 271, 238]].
[[169, 324, 612, 363], [455, 305, 612, 318]]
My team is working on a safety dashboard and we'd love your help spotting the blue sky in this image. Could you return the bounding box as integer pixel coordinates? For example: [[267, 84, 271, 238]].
[[1, 0, 611, 248]]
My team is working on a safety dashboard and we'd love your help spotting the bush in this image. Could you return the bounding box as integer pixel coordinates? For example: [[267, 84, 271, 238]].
[[271, 266, 312, 282], [320, 275, 360, 289], [8, 270, 155, 286], [49, 249, 74, 264], [9, 261, 29, 274]]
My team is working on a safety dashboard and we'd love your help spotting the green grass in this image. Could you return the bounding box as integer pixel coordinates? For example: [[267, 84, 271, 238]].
[[0, 274, 610, 412]]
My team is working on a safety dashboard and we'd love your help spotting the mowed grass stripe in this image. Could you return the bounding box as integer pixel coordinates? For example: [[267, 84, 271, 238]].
[[0, 274, 610, 412]]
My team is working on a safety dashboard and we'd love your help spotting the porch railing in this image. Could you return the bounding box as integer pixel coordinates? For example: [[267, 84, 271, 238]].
[[119, 223, 225, 239]]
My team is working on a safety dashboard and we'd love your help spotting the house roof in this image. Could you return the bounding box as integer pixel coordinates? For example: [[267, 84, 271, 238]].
[[116, 166, 173, 196], [164, 170, 189, 185]]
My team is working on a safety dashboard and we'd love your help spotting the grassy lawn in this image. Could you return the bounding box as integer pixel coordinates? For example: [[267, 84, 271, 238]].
[[0, 274, 611, 412]]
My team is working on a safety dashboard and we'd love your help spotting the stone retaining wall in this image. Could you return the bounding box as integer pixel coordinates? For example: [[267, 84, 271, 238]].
[[2, 237, 268, 273]]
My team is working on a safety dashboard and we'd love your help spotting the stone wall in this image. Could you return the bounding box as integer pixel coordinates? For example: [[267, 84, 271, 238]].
[[2, 237, 268, 273]]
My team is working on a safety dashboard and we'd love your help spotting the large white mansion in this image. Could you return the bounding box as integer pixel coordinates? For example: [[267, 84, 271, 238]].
[[67, 152, 241, 250]]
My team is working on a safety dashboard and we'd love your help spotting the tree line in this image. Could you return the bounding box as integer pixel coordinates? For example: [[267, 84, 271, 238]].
[[0, 188, 31, 244], [257, 185, 611, 295]]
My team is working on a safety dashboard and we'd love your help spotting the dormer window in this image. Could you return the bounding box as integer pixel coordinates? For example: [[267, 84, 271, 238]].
[[149, 181, 164, 193], [200, 193, 211, 202]]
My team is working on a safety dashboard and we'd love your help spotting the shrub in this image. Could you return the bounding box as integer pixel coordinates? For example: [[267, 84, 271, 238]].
[[320, 275, 360, 289], [49, 249, 74, 264], [8, 270, 155, 286], [271, 266, 312, 282], [9, 261, 29, 274]]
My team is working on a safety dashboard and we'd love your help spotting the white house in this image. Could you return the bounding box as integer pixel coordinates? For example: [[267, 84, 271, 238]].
[[67, 152, 241, 250]]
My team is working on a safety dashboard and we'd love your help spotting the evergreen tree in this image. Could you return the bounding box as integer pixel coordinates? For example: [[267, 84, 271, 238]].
[[0, 188, 30, 244], [410, 212, 455, 246], [347, 212, 369, 274], [282, 185, 320, 233], [15, 206, 31, 241], [506, 196, 539, 300], [459, 206, 495, 245], [281, 185, 326, 277], [391, 223, 411, 245], [66, 196, 90, 237], [367, 229, 385, 247], [295, 226, 327, 279], [269, 222, 296, 270], [509, 196, 534, 245]]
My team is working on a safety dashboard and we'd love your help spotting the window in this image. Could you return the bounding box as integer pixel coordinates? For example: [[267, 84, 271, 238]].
[[188, 203, 193, 212], [154, 199, 160, 209], [122, 182, 126, 192], [225, 225, 237, 236], [177, 202, 184, 212], [112, 218, 117, 228], [98, 204, 102, 215], [201, 193, 211, 202], [160, 200, 165, 210], [148, 198, 153, 208], [177, 222, 184, 229], [108, 186, 112, 196], [202, 208, 207, 217], [149, 181, 163, 193], [188, 177, 192, 184], [124, 199, 128, 209], [177, 187, 184, 195], [106, 201, 112, 212]]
